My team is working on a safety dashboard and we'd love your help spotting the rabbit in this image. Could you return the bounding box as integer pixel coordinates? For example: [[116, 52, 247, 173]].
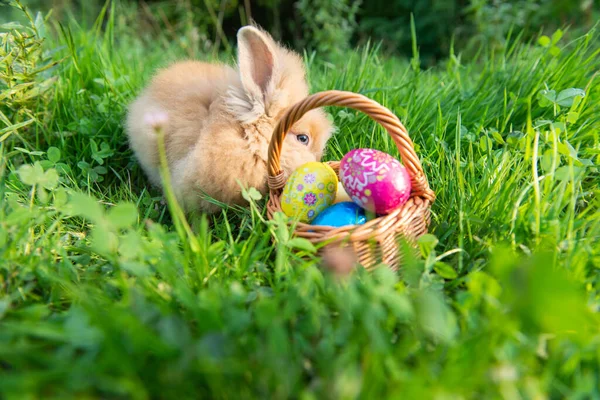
[[125, 25, 333, 214]]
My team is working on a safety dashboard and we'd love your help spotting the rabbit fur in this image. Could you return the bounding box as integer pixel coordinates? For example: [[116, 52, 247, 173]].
[[125, 25, 333, 214]]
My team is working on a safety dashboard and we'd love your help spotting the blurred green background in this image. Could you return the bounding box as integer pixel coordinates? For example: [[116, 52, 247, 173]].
[[1, 0, 598, 65]]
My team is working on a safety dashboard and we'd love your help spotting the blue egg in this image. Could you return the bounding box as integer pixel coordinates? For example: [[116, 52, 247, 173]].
[[311, 202, 367, 227]]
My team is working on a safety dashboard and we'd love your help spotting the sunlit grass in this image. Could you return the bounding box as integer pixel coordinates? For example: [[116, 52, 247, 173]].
[[1, 1, 599, 398]]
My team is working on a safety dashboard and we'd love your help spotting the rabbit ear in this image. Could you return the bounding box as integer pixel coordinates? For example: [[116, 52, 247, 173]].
[[229, 25, 307, 124], [235, 26, 281, 112]]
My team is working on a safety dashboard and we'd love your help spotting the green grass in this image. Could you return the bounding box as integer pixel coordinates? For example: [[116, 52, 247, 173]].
[[1, 1, 600, 399]]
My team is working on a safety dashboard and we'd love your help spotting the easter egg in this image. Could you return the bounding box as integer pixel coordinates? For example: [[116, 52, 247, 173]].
[[333, 182, 352, 204], [281, 162, 338, 222], [312, 202, 367, 228], [339, 148, 411, 214]]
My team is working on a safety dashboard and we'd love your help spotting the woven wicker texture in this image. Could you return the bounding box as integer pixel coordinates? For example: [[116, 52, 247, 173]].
[[266, 90, 435, 272]]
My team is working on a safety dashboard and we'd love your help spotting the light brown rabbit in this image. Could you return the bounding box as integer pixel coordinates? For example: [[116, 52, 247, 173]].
[[125, 25, 333, 214]]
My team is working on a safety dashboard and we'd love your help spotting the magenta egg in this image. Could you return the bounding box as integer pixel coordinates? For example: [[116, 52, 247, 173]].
[[339, 148, 412, 214]]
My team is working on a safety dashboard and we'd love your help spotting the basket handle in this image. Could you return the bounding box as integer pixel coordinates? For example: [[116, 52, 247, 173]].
[[267, 90, 435, 201]]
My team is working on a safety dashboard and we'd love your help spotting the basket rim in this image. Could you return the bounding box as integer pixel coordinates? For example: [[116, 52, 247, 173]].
[[266, 161, 432, 242]]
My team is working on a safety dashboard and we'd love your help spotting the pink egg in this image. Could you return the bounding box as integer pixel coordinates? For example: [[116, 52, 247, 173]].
[[339, 148, 412, 214]]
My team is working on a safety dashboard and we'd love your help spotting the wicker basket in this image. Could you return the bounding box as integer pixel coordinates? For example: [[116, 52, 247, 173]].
[[266, 90, 435, 272]]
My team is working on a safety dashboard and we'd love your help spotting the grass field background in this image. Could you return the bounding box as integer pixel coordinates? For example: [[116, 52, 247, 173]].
[[1, 1, 600, 398]]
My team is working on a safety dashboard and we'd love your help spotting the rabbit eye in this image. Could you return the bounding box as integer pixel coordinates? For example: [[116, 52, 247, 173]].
[[296, 134, 310, 145]]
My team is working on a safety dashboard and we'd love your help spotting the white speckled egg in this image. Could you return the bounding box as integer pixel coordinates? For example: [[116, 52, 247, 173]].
[[333, 182, 352, 204], [281, 162, 338, 222]]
